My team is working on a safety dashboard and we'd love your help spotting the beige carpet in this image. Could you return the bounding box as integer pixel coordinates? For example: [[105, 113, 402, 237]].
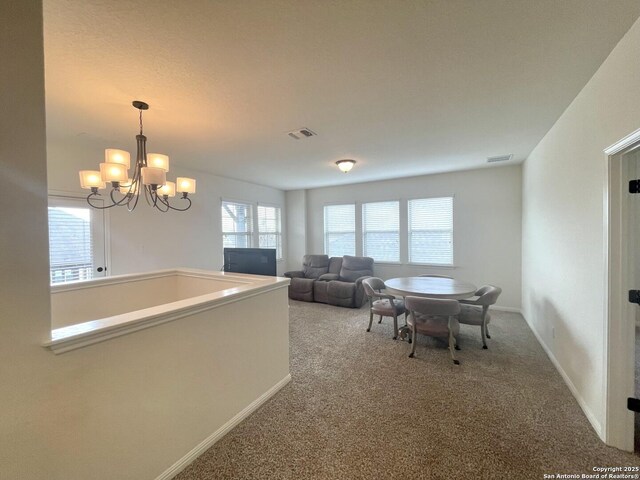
[[176, 301, 638, 479]]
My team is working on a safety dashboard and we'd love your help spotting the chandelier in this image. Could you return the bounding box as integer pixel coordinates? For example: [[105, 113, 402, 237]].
[[78, 100, 196, 212]]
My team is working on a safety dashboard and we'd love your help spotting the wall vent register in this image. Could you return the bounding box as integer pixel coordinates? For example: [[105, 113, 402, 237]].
[[487, 154, 513, 163]]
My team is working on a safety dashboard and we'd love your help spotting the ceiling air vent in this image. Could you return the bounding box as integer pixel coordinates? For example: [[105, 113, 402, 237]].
[[288, 127, 316, 140], [487, 154, 513, 164]]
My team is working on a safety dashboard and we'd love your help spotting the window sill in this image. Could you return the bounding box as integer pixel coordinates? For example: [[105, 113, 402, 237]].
[[407, 263, 456, 268]]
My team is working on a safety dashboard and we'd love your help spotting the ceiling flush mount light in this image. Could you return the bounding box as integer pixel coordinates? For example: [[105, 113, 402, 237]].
[[79, 100, 196, 212], [336, 159, 356, 173]]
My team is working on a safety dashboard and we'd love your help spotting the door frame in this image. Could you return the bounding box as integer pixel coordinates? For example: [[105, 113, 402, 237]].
[[604, 127, 640, 451]]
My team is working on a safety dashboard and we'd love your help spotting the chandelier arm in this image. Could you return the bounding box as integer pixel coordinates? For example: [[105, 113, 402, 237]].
[[108, 187, 136, 208], [156, 194, 190, 212], [144, 184, 153, 206], [126, 186, 140, 212], [86, 193, 119, 209], [163, 196, 192, 212], [154, 196, 170, 213]]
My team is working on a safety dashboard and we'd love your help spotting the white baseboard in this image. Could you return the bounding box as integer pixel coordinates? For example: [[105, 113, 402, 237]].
[[155, 373, 292, 480], [492, 305, 522, 314], [522, 315, 603, 439]]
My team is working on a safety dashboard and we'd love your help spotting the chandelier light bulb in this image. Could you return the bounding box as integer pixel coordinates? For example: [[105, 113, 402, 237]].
[[79, 170, 105, 189], [105, 149, 131, 169], [176, 177, 196, 194], [148, 153, 169, 172], [100, 162, 128, 183], [141, 167, 166, 187], [158, 181, 176, 198]]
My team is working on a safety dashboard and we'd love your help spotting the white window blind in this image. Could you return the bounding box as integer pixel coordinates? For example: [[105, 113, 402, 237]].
[[222, 200, 253, 248], [258, 205, 282, 260], [408, 197, 454, 265], [362, 201, 400, 262], [324, 204, 356, 257], [48, 204, 94, 284]]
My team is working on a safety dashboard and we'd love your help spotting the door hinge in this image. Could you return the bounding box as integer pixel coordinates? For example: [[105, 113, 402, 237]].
[[629, 180, 640, 193], [628, 397, 640, 412], [629, 290, 640, 305]]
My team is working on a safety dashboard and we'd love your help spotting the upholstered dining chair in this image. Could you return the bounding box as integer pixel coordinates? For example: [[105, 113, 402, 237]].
[[417, 274, 453, 279], [405, 296, 461, 364], [362, 277, 406, 340], [458, 285, 502, 349]]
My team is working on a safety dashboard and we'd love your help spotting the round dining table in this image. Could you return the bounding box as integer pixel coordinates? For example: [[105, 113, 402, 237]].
[[385, 277, 477, 343], [385, 276, 477, 300]]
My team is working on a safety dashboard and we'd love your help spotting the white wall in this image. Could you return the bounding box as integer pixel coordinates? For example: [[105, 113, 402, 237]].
[[522, 18, 640, 439], [0, 3, 54, 478], [285, 189, 307, 270], [301, 165, 522, 310], [0, 6, 292, 479], [47, 141, 287, 276]]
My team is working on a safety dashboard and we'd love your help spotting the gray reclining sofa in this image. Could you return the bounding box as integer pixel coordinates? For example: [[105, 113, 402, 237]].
[[284, 254, 374, 308]]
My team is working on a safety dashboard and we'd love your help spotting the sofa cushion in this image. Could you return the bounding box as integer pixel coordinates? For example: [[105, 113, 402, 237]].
[[313, 281, 330, 304], [339, 255, 374, 282], [327, 281, 357, 308], [328, 257, 343, 275], [302, 254, 330, 279], [288, 277, 316, 302]]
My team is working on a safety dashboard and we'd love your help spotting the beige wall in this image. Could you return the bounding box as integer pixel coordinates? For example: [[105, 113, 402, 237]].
[[300, 165, 523, 310], [522, 18, 640, 438], [0, 5, 290, 479]]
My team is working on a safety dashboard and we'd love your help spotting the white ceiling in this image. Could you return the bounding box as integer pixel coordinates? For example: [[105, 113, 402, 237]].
[[43, 0, 640, 190]]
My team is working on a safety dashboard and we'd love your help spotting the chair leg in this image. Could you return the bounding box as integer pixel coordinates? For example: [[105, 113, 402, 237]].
[[448, 316, 460, 364], [409, 325, 417, 358], [448, 328, 459, 365], [378, 314, 383, 324], [392, 313, 398, 340], [481, 321, 488, 349], [402, 310, 411, 342], [367, 309, 373, 332], [482, 306, 491, 339]]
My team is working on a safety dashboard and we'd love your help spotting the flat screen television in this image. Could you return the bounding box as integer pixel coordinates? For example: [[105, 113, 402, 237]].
[[223, 248, 277, 276]]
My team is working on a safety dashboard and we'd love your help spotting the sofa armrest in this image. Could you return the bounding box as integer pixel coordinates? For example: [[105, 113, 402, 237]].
[[284, 270, 305, 279], [317, 273, 340, 281]]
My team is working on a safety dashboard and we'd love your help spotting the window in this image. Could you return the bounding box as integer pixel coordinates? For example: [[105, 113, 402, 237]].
[[257, 205, 282, 260], [408, 197, 453, 265], [362, 201, 400, 262], [324, 204, 356, 257], [48, 196, 106, 284], [221, 200, 253, 248]]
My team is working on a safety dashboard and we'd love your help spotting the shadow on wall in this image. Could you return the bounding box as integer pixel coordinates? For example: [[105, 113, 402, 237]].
[[528, 293, 593, 409]]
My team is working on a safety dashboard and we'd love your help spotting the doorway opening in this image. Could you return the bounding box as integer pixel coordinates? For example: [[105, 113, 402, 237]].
[[605, 129, 640, 452]]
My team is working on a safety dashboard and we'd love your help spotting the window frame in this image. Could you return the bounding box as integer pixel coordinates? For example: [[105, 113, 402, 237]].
[[47, 192, 110, 285], [361, 200, 401, 264], [257, 202, 283, 261], [221, 198, 255, 250], [407, 195, 455, 267], [220, 198, 285, 263], [323, 202, 357, 258]]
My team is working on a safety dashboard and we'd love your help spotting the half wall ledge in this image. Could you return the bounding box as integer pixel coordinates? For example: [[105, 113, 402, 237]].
[[44, 268, 290, 354]]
